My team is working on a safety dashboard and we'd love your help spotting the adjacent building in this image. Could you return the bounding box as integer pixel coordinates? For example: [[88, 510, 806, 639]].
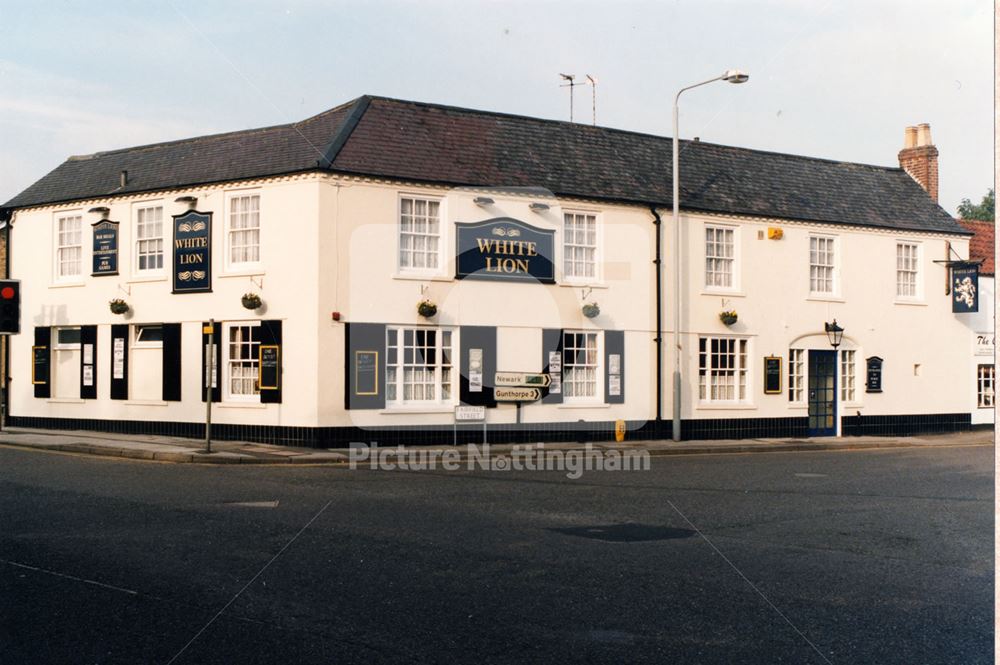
[[956, 217, 995, 426], [0, 97, 977, 445]]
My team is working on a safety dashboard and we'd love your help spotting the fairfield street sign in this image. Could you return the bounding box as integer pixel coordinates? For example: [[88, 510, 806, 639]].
[[494, 387, 542, 401], [494, 372, 551, 387]]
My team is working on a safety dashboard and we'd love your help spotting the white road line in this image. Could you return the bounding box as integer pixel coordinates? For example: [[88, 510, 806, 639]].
[[1, 558, 139, 596]]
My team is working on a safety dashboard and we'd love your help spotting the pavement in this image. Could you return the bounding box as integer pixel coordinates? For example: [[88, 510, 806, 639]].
[[0, 425, 991, 465]]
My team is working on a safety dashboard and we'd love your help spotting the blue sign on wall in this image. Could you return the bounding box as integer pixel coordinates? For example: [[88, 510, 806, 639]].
[[952, 263, 979, 313], [91, 220, 119, 275], [456, 218, 555, 283], [172, 210, 212, 293]]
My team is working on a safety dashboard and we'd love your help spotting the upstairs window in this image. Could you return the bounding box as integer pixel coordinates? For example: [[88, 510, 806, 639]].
[[563, 212, 597, 280], [896, 242, 920, 298], [228, 193, 261, 267], [135, 205, 164, 274], [809, 235, 836, 295], [705, 225, 735, 289], [55, 214, 82, 280], [399, 197, 441, 272]]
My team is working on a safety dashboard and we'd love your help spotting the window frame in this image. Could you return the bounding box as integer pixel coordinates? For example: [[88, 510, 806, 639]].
[[562, 210, 601, 284], [384, 325, 456, 407], [54, 212, 84, 283], [133, 324, 164, 348], [977, 364, 995, 409], [788, 348, 805, 404], [698, 335, 751, 405], [132, 202, 166, 277], [840, 349, 857, 403], [223, 321, 261, 403], [895, 240, 923, 301], [808, 234, 840, 297], [397, 194, 445, 276], [54, 326, 81, 351], [562, 330, 602, 403], [704, 223, 739, 292], [225, 190, 262, 273]]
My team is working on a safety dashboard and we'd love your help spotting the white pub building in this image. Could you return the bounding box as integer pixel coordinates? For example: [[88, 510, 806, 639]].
[[0, 98, 979, 446]]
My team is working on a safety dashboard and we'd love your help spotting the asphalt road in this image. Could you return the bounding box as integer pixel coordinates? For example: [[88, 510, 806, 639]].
[[0, 443, 992, 664]]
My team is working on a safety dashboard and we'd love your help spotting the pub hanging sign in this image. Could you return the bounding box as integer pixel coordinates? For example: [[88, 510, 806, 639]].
[[456, 218, 555, 283], [172, 210, 212, 293], [91, 220, 119, 275], [951, 262, 979, 313]]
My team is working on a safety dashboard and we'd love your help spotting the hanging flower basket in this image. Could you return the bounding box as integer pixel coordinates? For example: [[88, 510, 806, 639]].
[[109, 298, 129, 315], [582, 302, 600, 319], [417, 299, 437, 318], [720, 310, 738, 326], [241, 293, 263, 310]]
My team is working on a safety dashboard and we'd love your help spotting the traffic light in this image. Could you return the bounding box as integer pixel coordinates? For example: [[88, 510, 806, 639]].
[[0, 280, 20, 334]]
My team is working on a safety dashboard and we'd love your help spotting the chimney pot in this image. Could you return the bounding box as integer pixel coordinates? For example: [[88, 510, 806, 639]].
[[904, 126, 918, 149], [916, 123, 932, 147]]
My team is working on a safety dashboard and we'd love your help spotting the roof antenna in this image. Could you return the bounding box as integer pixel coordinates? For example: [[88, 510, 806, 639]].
[[585, 75, 597, 126], [559, 73, 583, 122]]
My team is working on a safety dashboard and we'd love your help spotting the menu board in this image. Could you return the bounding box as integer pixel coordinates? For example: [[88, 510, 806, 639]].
[[259, 345, 280, 390], [355, 351, 378, 396], [763, 356, 782, 394]]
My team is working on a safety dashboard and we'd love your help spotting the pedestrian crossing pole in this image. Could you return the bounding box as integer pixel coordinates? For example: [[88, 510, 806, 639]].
[[204, 319, 214, 454]]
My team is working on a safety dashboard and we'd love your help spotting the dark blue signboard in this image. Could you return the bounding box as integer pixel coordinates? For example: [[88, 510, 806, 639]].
[[952, 263, 979, 313], [172, 210, 212, 293], [91, 220, 119, 275], [456, 218, 555, 283]]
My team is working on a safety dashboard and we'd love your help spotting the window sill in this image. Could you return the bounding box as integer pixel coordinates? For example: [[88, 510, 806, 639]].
[[127, 275, 168, 284], [392, 272, 452, 282], [788, 403, 808, 410], [893, 299, 927, 307], [806, 295, 845, 303], [124, 400, 168, 407], [50, 281, 85, 289], [700, 289, 745, 297], [380, 405, 457, 414], [218, 401, 266, 409], [219, 268, 265, 279], [46, 398, 85, 404], [695, 402, 757, 410], [559, 281, 608, 289], [557, 402, 609, 409]]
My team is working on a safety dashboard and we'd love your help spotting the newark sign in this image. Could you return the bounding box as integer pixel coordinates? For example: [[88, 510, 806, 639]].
[[456, 218, 555, 283], [494, 372, 551, 387]]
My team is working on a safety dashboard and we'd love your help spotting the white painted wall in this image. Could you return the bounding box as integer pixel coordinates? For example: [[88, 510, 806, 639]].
[[7, 170, 974, 436], [965, 275, 995, 425]]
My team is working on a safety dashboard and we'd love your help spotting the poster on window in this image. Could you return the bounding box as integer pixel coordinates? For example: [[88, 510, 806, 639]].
[[82, 365, 94, 387], [469, 348, 483, 393], [548, 351, 562, 394], [172, 210, 212, 293], [113, 338, 125, 379]]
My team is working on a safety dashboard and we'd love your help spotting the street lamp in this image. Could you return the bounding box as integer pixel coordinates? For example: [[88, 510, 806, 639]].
[[671, 69, 749, 442], [824, 320, 844, 349]]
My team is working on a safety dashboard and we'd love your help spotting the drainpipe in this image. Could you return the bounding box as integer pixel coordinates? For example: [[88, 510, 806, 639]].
[[650, 206, 663, 427]]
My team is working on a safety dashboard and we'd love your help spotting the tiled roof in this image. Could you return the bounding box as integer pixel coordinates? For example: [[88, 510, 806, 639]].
[[2, 95, 968, 236], [957, 218, 995, 275]]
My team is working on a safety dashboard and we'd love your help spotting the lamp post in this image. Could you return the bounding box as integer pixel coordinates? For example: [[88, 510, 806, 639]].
[[671, 69, 749, 442]]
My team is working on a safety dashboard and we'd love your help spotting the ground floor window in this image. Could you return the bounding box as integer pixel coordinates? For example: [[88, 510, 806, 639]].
[[977, 364, 994, 408], [788, 349, 805, 402], [225, 322, 260, 400], [386, 326, 454, 404], [840, 350, 856, 402], [563, 331, 599, 400], [699, 336, 749, 403]]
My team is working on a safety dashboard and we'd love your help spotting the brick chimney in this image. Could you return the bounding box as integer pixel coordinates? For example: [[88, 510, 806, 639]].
[[897, 123, 938, 202]]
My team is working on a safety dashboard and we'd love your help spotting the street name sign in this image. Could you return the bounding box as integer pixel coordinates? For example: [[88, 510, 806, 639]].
[[455, 405, 486, 421], [494, 372, 551, 387]]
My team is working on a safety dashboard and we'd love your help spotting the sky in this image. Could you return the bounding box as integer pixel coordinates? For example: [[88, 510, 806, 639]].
[[0, 0, 993, 215]]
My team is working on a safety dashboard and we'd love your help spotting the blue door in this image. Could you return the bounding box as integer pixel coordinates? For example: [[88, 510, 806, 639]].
[[808, 350, 837, 436]]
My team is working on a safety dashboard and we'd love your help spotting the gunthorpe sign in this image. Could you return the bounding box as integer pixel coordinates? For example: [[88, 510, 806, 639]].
[[456, 218, 555, 283]]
